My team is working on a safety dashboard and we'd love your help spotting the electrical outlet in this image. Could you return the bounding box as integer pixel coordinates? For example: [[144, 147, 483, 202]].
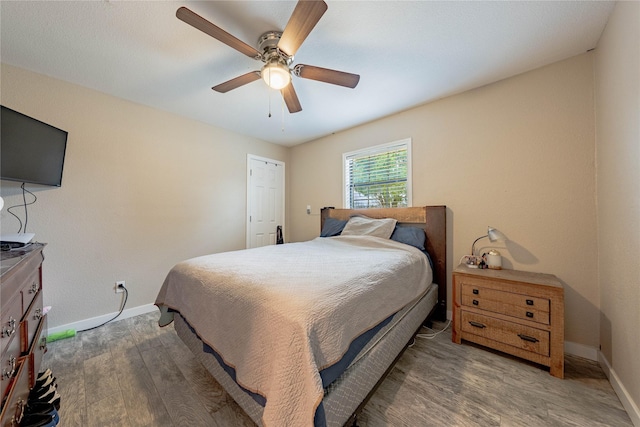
[[115, 280, 126, 293]]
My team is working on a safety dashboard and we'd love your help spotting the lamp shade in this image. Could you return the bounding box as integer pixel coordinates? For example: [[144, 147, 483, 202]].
[[487, 226, 506, 242], [261, 61, 291, 90], [471, 226, 506, 255]]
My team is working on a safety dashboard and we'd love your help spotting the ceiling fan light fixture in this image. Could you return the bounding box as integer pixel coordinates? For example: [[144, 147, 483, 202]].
[[261, 60, 291, 90]]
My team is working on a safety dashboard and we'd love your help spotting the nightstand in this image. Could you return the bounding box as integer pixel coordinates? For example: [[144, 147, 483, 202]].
[[452, 264, 564, 378]]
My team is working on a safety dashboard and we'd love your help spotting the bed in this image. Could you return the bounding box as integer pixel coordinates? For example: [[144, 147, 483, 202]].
[[155, 205, 447, 427]]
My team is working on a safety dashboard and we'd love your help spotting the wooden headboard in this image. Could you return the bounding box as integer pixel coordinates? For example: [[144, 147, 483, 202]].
[[320, 206, 447, 320]]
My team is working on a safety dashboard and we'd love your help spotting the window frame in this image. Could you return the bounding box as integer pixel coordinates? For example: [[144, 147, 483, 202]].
[[342, 138, 413, 209]]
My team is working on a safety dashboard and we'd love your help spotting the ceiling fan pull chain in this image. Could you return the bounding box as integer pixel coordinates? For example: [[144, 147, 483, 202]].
[[268, 88, 272, 118]]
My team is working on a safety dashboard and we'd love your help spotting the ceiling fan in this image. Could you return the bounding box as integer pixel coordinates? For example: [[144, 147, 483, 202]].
[[176, 1, 360, 114]]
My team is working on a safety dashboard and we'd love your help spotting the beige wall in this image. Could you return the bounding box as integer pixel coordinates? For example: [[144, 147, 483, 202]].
[[290, 53, 599, 348], [0, 63, 289, 328], [595, 0, 640, 420]]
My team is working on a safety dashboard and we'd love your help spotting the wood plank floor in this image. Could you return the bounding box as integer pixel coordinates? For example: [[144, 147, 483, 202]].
[[42, 311, 633, 426]]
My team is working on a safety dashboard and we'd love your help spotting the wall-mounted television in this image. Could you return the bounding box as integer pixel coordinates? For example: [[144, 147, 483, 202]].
[[1, 106, 68, 187]]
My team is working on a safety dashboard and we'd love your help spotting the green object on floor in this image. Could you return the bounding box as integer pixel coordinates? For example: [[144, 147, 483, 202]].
[[47, 329, 76, 343]]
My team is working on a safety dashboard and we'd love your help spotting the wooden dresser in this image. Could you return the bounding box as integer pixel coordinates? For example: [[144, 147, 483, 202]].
[[0, 244, 48, 426], [452, 264, 564, 378]]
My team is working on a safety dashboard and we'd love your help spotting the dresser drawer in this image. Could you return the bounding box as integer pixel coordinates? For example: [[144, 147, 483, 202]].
[[0, 294, 21, 359], [461, 311, 550, 356], [0, 336, 21, 402], [461, 283, 550, 324], [0, 358, 29, 427], [0, 250, 43, 312], [20, 290, 44, 354], [19, 270, 41, 318], [26, 315, 47, 389]]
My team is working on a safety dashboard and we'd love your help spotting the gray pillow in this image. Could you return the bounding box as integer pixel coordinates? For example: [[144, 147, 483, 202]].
[[341, 215, 397, 239], [390, 226, 426, 250], [320, 218, 348, 237]]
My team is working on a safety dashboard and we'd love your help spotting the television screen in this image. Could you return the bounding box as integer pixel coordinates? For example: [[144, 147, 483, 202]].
[[1, 106, 68, 187]]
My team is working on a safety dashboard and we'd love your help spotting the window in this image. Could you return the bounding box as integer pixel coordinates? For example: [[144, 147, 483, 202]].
[[343, 139, 412, 209]]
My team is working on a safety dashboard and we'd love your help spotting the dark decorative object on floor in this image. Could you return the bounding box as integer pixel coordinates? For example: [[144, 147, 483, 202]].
[[19, 369, 60, 426]]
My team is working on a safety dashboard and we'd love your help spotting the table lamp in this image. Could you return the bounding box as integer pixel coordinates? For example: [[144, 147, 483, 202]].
[[471, 226, 506, 256]]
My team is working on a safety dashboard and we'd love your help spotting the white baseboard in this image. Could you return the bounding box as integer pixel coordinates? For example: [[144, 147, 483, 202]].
[[564, 342, 639, 426], [599, 352, 640, 427], [564, 340, 599, 361], [47, 303, 158, 335]]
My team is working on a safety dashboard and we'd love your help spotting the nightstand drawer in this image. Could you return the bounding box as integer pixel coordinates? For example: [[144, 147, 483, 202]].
[[461, 283, 550, 324], [461, 311, 550, 356]]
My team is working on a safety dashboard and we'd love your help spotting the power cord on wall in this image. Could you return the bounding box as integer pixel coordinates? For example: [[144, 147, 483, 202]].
[[6, 183, 37, 233], [77, 285, 128, 333]]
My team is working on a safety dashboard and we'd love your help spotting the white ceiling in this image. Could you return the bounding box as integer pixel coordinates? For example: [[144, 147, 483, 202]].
[[1, 1, 614, 147]]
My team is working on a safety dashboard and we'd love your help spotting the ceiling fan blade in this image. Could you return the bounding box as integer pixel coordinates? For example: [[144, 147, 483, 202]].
[[177, 7, 261, 59], [277, 1, 327, 56], [212, 72, 261, 93], [296, 65, 360, 88], [281, 83, 302, 113]]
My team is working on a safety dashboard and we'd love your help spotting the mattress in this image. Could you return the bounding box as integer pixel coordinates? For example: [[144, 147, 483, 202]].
[[174, 282, 438, 427], [156, 235, 432, 426]]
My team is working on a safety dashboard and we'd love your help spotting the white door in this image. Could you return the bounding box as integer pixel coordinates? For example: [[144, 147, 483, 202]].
[[247, 155, 285, 248]]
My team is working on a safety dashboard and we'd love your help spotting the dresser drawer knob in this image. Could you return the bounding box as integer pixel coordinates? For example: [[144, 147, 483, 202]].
[[29, 281, 39, 294], [518, 333, 539, 343], [526, 311, 534, 318], [473, 300, 479, 306], [472, 289, 479, 295], [469, 321, 486, 329], [2, 317, 17, 338], [3, 355, 17, 380], [526, 299, 534, 306], [34, 309, 43, 320]]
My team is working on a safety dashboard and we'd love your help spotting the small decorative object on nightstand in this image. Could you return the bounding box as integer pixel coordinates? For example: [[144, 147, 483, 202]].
[[452, 264, 565, 378]]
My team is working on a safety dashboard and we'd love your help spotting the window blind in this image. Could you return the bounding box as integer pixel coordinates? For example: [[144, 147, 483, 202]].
[[344, 139, 411, 209]]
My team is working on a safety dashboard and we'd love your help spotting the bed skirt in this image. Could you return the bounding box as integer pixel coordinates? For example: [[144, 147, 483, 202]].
[[174, 283, 438, 427]]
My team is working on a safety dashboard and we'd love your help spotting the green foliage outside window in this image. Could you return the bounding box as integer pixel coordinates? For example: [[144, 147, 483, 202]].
[[348, 148, 408, 208]]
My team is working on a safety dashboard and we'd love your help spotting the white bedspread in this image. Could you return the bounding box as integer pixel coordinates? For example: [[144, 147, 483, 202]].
[[155, 235, 432, 427]]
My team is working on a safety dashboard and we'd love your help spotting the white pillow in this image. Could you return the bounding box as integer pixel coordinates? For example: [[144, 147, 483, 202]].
[[341, 215, 397, 239]]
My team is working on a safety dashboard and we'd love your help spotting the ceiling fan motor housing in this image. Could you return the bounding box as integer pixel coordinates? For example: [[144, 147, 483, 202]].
[[258, 31, 293, 65], [258, 32, 293, 89]]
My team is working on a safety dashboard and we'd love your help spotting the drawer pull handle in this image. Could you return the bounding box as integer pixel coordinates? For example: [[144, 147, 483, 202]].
[[526, 299, 534, 306], [472, 300, 479, 306], [469, 321, 486, 329], [3, 355, 17, 380], [2, 317, 17, 338], [11, 398, 26, 425], [29, 281, 39, 294], [526, 311, 534, 318], [34, 309, 43, 320], [518, 334, 539, 343], [39, 336, 47, 351], [472, 289, 479, 295]]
